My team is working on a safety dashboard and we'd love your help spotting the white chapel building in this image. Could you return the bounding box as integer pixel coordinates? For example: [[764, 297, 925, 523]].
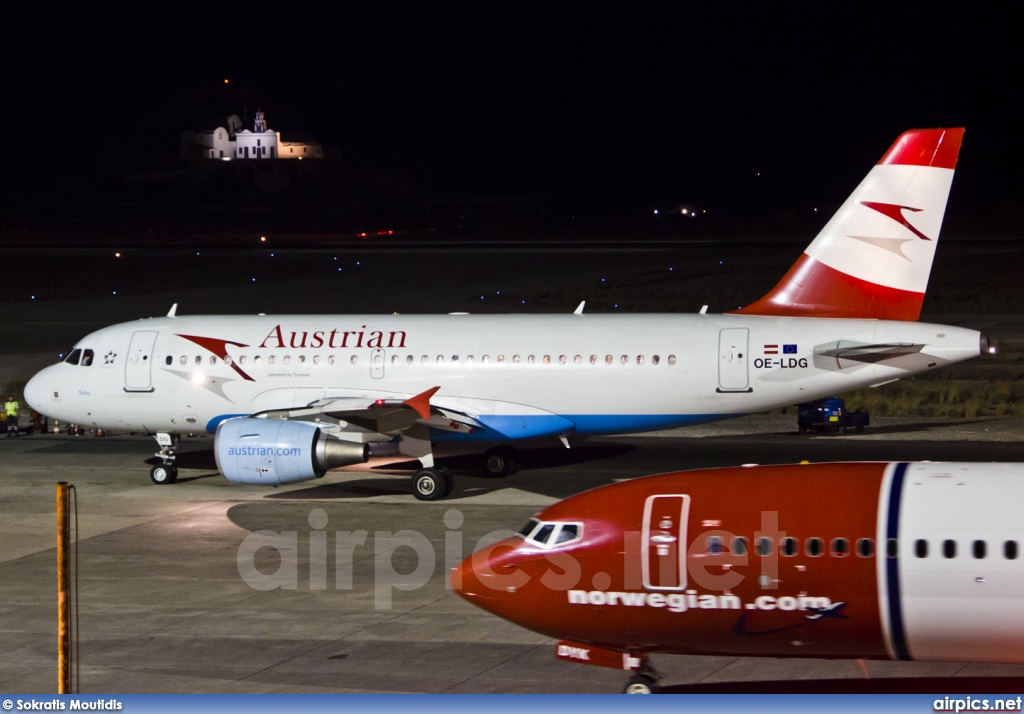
[[181, 110, 324, 162]]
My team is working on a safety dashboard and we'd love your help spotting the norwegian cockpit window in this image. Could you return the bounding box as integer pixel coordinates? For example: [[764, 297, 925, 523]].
[[517, 518, 540, 538], [519, 520, 584, 548], [64, 349, 82, 365], [554, 524, 580, 544], [533, 524, 556, 545], [81, 349, 94, 366]]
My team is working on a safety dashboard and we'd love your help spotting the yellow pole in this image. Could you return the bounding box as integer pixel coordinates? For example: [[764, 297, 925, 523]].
[[56, 482, 70, 694]]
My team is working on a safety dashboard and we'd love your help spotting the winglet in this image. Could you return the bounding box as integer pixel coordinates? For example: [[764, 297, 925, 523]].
[[167, 303, 178, 317], [403, 386, 440, 420], [574, 301, 585, 315]]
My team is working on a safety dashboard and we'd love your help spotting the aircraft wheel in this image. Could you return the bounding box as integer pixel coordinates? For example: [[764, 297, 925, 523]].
[[412, 468, 452, 501], [438, 466, 456, 497], [623, 673, 659, 694], [150, 464, 178, 485], [481, 447, 517, 478]]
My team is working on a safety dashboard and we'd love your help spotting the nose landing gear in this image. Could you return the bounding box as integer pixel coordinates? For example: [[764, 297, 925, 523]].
[[150, 432, 179, 484]]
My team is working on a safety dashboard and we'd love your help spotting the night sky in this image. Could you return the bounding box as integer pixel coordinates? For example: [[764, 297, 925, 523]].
[[4, 4, 1021, 225]]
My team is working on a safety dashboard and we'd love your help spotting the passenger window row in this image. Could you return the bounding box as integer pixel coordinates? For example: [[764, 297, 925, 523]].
[[705, 536, 1021, 560], [166, 353, 680, 367]]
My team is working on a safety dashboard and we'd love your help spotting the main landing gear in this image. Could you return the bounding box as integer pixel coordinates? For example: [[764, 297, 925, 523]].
[[480, 445, 519, 478], [150, 432, 178, 485], [411, 446, 520, 500], [411, 466, 455, 501]]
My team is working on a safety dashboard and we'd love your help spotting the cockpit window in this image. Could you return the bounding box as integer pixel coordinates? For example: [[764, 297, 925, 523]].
[[518, 519, 584, 549], [533, 524, 556, 545], [64, 349, 82, 365], [554, 524, 579, 544], [81, 349, 94, 366]]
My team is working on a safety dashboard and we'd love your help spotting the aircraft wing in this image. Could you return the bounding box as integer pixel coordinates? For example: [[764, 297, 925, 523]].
[[250, 386, 482, 443]]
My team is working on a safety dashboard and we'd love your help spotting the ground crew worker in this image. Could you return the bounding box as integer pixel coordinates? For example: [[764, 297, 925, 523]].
[[5, 395, 19, 438]]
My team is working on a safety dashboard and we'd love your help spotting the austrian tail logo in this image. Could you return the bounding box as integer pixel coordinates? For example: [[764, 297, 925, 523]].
[[848, 201, 933, 259], [860, 201, 932, 241], [177, 334, 255, 382]]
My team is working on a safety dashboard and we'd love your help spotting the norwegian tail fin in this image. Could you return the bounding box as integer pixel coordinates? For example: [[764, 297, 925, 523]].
[[734, 128, 965, 321]]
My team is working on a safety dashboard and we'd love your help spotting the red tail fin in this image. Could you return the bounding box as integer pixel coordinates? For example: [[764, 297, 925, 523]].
[[733, 128, 964, 321]]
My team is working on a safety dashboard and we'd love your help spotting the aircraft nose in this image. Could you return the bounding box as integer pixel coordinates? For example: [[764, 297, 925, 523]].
[[24, 368, 50, 413], [451, 550, 497, 604], [451, 537, 532, 616]]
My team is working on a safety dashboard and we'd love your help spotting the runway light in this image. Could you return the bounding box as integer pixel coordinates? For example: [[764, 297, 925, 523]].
[[260, 236, 266, 242], [252, 278, 256, 282], [112, 291, 117, 295], [115, 252, 121, 258]]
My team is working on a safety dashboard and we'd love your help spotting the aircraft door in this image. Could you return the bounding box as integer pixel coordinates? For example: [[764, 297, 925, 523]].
[[371, 349, 385, 379], [124, 330, 159, 392], [641, 494, 690, 591], [717, 328, 750, 392]]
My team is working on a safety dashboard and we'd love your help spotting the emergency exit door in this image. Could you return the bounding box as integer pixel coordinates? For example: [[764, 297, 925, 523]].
[[125, 330, 158, 392], [371, 349, 385, 379], [641, 494, 690, 591], [717, 328, 750, 392]]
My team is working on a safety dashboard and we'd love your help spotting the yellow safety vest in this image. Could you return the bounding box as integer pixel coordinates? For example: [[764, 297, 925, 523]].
[[5, 400, 18, 416]]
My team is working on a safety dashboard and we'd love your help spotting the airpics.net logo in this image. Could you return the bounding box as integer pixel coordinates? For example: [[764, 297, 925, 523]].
[[933, 696, 1023, 712], [236, 507, 804, 610]]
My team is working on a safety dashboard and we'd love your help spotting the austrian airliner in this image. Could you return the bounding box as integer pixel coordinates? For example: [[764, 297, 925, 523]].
[[24, 128, 986, 499], [453, 461, 1024, 692]]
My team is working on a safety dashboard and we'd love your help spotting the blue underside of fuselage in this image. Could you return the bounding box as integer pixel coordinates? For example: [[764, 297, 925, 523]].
[[207, 412, 740, 440], [435, 413, 738, 441]]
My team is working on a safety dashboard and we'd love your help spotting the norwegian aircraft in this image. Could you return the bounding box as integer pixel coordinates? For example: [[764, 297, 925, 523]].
[[24, 128, 985, 498], [453, 462, 1024, 693]]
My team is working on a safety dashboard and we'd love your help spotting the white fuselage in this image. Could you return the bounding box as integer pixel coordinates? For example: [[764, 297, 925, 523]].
[[25, 312, 982, 440]]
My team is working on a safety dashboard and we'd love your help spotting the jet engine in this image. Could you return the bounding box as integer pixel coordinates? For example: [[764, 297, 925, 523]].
[[215, 417, 369, 485]]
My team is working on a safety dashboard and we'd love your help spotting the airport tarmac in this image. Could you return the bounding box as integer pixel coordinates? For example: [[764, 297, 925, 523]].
[[3, 416, 1024, 694]]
